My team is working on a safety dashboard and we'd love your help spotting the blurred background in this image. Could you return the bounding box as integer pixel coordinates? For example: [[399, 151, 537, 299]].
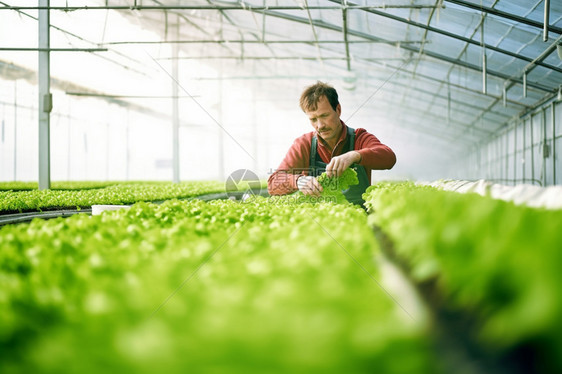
[[0, 0, 561, 185]]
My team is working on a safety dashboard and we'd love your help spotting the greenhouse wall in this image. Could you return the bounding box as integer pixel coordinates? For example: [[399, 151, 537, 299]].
[[0, 78, 177, 182], [453, 100, 561, 187], [0, 77, 263, 183]]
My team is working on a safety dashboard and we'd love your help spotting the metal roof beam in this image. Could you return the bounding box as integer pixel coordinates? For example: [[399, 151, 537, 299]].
[[392, 64, 528, 108], [103, 39, 423, 45], [382, 80, 511, 124], [454, 34, 562, 140], [410, 0, 439, 77], [0, 48, 107, 52], [301, 0, 324, 65], [159, 56, 406, 61], [0, 1, 151, 76], [327, 0, 562, 74], [444, 0, 562, 35], [0, 4, 446, 11], [251, 9, 554, 93], [342, 6, 351, 71], [398, 0, 439, 113], [345, 82, 492, 141], [342, 69, 510, 129]]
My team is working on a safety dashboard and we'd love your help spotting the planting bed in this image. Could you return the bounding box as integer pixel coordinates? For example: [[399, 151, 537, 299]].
[[0, 193, 436, 373], [2, 179, 559, 373], [364, 182, 562, 373]]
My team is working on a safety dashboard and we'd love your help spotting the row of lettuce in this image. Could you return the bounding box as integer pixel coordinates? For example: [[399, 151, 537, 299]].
[[2, 178, 559, 372], [0, 181, 132, 191], [0, 195, 438, 373], [0, 181, 234, 214], [0, 173, 352, 215], [363, 182, 562, 373]]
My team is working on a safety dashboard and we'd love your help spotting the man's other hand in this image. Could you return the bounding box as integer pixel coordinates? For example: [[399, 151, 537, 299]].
[[325, 151, 361, 178], [297, 175, 323, 196]]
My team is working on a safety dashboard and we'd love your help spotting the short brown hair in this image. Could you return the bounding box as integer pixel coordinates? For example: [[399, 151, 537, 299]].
[[299, 81, 339, 112]]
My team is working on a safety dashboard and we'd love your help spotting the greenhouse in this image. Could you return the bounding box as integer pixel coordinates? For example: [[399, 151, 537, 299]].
[[1, 1, 561, 373]]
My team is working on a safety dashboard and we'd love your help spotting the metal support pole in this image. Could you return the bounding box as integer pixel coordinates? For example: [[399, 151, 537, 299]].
[[484, 143, 486, 179], [38, 0, 51, 190], [542, 109, 548, 186], [13, 81, 17, 181], [498, 130, 502, 181], [544, 0, 550, 42], [67, 97, 71, 180], [342, 6, 351, 71], [106, 121, 110, 180], [447, 81, 451, 126], [252, 63, 258, 173], [502, 84, 507, 107], [513, 121, 517, 182], [83, 131, 88, 179], [482, 53, 487, 94], [481, 16, 487, 94], [550, 103, 556, 185], [505, 128, 508, 182], [172, 16, 180, 183], [260, 79, 269, 174], [523, 72, 527, 98], [126, 109, 130, 181], [217, 15, 225, 181], [495, 137, 499, 179], [522, 116, 526, 183], [218, 62, 225, 181], [261, 0, 266, 42], [530, 117, 535, 184]]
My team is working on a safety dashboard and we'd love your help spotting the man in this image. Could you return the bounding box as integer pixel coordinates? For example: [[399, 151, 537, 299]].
[[267, 81, 396, 205]]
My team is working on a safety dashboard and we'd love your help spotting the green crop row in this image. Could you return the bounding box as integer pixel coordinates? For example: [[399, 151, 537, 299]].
[[0, 181, 231, 214], [363, 182, 562, 372], [0, 197, 438, 373], [0, 181, 138, 191]]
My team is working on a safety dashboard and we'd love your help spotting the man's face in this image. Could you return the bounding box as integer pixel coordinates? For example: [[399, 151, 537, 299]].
[[305, 96, 342, 144]]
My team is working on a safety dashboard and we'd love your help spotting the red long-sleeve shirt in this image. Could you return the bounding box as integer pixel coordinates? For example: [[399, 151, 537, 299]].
[[267, 122, 396, 195]]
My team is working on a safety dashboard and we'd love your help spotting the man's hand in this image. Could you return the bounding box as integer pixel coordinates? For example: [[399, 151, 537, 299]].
[[297, 175, 323, 196], [326, 151, 361, 178]]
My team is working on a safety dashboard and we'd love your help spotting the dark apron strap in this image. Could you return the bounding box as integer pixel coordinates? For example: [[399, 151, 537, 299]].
[[344, 126, 370, 206], [310, 135, 318, 175], [347, 126, 355, 153]]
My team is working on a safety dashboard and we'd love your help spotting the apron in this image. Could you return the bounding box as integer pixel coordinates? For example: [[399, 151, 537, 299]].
[[309, 126, 370, 206]]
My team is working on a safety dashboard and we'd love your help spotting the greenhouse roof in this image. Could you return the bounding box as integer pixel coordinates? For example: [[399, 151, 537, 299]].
[[1, 0, 561, 177]]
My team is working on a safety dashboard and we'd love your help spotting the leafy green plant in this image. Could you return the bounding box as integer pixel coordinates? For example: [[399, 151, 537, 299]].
[[0, 181, 231, 214], [0, 181, 127, 191], [272, 168, 359, 205], [0, 197, 438, 373], [364, 182, 562, 372], [317, 168, 359, 191]]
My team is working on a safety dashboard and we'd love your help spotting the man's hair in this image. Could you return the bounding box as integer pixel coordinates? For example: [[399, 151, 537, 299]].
[[299, 81, 339, 112]]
